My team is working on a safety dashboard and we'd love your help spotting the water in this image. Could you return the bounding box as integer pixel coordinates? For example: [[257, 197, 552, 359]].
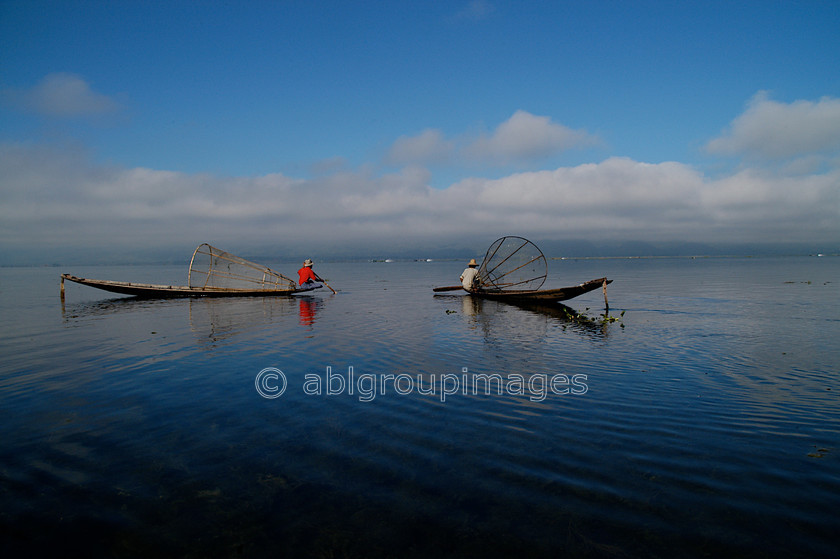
[[1, 256, 838, 558]]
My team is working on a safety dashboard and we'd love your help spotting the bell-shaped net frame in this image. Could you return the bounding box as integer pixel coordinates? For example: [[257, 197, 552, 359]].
[[477, 236, 547, 292], [188, 244, 296, 291]]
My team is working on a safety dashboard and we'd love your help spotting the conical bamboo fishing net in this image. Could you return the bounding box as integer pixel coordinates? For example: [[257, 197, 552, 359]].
[[477, 236, 547, 291], [187, 244, 296, 291]]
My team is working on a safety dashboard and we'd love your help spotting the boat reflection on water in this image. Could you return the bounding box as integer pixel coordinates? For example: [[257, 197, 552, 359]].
[[60, 295, 179, 321], [61, 293, 329, 348], [187, 296, 300, 346], [446, 293, 617, 337]]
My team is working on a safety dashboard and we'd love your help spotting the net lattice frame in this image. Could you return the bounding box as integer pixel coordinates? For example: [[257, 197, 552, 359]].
[[477, 236, 547, 292], [187, 244, 296, 291]]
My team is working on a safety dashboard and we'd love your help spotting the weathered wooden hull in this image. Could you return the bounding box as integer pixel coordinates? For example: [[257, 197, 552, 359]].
[[61, 274, 316, 298], [470, 277, 611, 303]]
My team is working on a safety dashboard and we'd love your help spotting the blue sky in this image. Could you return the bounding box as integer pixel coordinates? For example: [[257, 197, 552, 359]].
[[1, 1, 839, 263]]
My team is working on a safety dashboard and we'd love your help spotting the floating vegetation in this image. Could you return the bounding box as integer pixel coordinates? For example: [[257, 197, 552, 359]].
[[567, 307, 625, 326], [807, 446, 831, 459]]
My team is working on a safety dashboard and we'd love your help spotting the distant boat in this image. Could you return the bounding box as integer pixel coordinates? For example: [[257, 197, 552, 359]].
[[61, 244, 321, 298]]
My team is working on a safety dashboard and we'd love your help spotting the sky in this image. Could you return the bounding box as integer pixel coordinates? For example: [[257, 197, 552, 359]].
[[1, 0, 839, 264]]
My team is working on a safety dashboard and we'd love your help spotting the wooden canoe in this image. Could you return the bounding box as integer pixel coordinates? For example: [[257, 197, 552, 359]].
[[469, 277, 611, 303], [61, 274, 320, 298]]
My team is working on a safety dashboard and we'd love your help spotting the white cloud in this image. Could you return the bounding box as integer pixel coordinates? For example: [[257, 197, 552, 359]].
[[706, 92, 840, 159], [464, 110, 598, 163], [2, 73, 121, 118]]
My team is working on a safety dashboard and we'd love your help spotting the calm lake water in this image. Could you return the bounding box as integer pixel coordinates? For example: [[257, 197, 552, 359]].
[[1, 256, 838, 558]]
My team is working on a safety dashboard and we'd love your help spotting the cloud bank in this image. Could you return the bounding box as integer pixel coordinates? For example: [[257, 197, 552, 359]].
[[1, 92, 838, 263]]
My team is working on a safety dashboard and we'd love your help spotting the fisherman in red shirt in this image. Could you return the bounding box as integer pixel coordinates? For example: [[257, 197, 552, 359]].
[[297, 259, 324, 288]]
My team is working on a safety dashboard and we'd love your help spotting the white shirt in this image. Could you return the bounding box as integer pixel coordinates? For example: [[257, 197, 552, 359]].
[[460, 267, 480, 291]]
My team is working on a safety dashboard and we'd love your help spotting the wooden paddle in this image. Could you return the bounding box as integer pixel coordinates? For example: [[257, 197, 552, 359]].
[[433, 285, 464, 292], [318, 277, 337, 294]]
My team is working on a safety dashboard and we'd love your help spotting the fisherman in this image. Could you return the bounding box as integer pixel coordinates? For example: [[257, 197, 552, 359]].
[[297, 259, 324, 288], [460, 259, 480, 292]]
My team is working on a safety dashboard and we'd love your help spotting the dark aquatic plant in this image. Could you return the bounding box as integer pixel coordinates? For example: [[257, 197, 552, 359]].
[[566, 307, 625, 326]]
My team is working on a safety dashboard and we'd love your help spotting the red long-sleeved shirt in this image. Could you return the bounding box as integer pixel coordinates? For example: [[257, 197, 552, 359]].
[[298, 267, 319, 285]]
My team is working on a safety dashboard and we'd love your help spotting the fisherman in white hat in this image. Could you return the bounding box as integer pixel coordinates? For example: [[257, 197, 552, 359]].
[[460, 258, 480, 292], [297, 258, 324, 289]]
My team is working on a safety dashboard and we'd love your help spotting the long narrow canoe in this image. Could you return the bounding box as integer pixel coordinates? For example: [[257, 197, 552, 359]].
[[61, 274, 319, 298], [471, 277, 610, 302], [437, 277, 610, 303]]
